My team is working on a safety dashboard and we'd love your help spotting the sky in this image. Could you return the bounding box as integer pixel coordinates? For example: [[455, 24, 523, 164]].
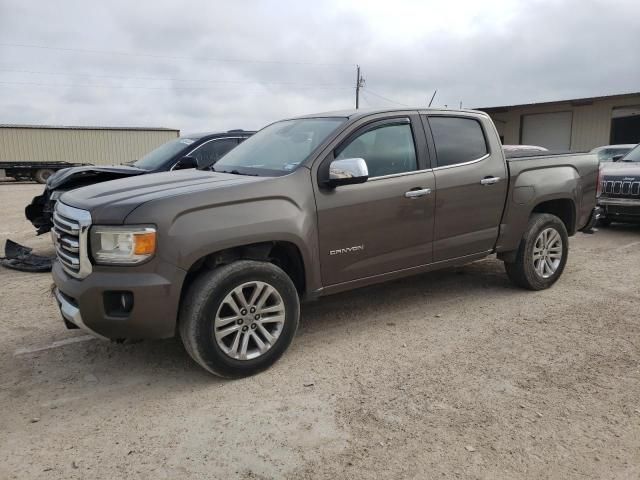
[[0, 0, 639, 134]]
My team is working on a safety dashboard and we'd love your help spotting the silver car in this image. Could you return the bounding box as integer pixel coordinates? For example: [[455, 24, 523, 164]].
[[590, 144, 637, 162]]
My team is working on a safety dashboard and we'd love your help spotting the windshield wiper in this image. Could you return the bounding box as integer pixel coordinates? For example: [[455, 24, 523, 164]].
[[213, 168, 259, 176]]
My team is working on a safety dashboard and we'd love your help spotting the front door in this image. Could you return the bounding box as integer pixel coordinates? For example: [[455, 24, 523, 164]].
[[314, 118, 435, 286], [425, 115, 507, 261]]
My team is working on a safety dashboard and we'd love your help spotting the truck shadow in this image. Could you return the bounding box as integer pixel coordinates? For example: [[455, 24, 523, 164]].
[[298, 257, 515, 335], [601, 223, 640, 233], [10, 257, 518, 392]]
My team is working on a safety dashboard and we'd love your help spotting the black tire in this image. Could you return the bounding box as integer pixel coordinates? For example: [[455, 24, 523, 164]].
[[597, 217, 612, 227], [34, 169, 55, 184], [504, 213, 569, 290], [179, 260, 300, 378]]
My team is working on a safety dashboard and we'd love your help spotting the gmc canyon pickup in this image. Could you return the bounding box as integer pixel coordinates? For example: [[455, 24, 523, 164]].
[[51, 108, 600, 377]]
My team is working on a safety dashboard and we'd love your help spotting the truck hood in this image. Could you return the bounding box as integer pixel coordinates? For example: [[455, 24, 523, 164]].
[[47, 165, 146, 190], [60, 169, 268, 223]]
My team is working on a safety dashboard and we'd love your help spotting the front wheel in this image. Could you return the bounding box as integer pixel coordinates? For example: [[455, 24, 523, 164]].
[[504, 213, 569, 290], [179, 260, 300, 378]]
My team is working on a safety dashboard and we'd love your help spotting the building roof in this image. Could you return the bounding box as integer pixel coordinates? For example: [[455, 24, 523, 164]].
[[479, 91, 640, 112], [0, 124, 179, 132]]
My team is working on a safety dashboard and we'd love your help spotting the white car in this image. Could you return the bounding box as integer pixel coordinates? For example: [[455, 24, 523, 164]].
[[590, 144, 637, 162]]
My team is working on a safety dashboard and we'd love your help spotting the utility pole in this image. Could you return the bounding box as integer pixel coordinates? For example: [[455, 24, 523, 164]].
[[355, 65, 365, 109]]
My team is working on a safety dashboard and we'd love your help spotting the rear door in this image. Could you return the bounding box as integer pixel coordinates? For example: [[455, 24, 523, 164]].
[[314, 116, 435, 286], [424, 114, 507, 262]]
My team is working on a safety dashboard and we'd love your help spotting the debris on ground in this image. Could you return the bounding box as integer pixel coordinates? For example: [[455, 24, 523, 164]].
[[0, 239, 53, 272]]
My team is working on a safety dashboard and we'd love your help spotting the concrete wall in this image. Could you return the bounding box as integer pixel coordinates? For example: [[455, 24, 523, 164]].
[[0, 126, 179, 166], [483, 94, 640, 151]]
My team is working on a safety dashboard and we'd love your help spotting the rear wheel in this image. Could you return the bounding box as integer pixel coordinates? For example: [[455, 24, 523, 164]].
[[34, 169, 55, 184], [504, 213, 569, 290], [179, 260, 300, 378]]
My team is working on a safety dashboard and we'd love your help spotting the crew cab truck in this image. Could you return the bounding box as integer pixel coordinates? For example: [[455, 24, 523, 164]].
[[51, 108, 599, 378]]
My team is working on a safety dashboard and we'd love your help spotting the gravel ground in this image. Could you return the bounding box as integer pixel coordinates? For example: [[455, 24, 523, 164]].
[[1, 184, 639, 480]]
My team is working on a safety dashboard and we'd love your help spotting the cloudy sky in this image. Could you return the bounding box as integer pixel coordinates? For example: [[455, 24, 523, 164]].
[[0, 0, 638, 133]]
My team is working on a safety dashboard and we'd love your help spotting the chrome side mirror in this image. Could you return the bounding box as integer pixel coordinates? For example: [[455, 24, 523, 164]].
[[326, 158, 368, 188]]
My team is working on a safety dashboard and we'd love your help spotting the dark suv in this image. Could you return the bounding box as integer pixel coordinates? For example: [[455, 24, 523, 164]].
[[26, 130, 254, 234]]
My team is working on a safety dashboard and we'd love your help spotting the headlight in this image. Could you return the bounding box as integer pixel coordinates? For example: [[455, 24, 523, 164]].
[[50, 190, 64, 201], [90, 226, 156, 265]]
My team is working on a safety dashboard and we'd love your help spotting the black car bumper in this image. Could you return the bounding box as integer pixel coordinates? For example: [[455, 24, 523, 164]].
[[598, 197, 640, 224]]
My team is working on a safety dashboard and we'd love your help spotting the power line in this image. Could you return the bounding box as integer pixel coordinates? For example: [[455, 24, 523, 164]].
[[363, 88, 410, 107], [0, 68, 347, 87], [359, 90, 373, 107], [0, 42, 354, 67], [0, 80, 353, 91]]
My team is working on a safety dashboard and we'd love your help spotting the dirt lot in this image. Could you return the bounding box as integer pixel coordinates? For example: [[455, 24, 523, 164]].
[[1, 183, 639, 479]]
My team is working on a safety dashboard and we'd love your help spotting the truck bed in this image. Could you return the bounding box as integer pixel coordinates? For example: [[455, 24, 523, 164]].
[[496, 151, 599, 251]]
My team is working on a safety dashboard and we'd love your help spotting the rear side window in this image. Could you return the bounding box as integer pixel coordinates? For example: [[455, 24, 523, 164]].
[[428, 117, 488, 167], [190, 138, 239, 169]]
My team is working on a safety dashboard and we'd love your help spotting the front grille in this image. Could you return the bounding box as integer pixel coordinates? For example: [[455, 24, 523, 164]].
[[52, 202, 92, 278], [601, 179, 640, 198]]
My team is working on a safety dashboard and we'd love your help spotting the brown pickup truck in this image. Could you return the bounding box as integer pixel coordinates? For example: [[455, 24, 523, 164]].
[[51, 108, 600, 377]]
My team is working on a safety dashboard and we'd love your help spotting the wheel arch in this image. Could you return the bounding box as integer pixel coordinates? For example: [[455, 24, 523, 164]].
[[180, 240, 307, 307], [531, 197, 576, 235]]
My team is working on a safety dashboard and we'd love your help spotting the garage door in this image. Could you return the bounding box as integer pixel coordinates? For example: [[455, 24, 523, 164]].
[[521, 111, 572, 150], [611, 106, 640, 144]]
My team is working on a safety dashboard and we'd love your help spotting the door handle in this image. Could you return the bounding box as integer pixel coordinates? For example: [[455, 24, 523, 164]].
[[480, 176, 501, 185], [404, 188, 432, 199]]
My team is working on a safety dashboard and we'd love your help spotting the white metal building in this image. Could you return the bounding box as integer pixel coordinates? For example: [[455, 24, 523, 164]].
[[479, 92, 640, 151], [0, 125, 179, 166]]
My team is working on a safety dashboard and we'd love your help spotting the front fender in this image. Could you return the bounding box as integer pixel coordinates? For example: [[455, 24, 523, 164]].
[[124, 169, 321, 295]]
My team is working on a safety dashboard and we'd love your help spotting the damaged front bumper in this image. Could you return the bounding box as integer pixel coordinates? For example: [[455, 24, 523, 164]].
[[25, 189, 58, 235], [0, 239, 53, 272], [53, 287, 107, 339]]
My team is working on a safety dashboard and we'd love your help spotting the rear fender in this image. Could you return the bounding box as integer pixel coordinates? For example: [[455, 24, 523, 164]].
[[496, 166, 580, 252]]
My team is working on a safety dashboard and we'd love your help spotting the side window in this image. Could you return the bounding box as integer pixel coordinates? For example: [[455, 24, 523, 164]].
[[336, 123, 417, 178], [428, 117, 488, 167], [190, 139, 239, 169]]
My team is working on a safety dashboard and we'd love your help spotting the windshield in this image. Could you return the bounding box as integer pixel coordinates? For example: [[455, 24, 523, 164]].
[[214, 117, 346, 176], [597, 147, 632, 161], [133, 138, 196, 170], [621, 145, 640, 162]]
